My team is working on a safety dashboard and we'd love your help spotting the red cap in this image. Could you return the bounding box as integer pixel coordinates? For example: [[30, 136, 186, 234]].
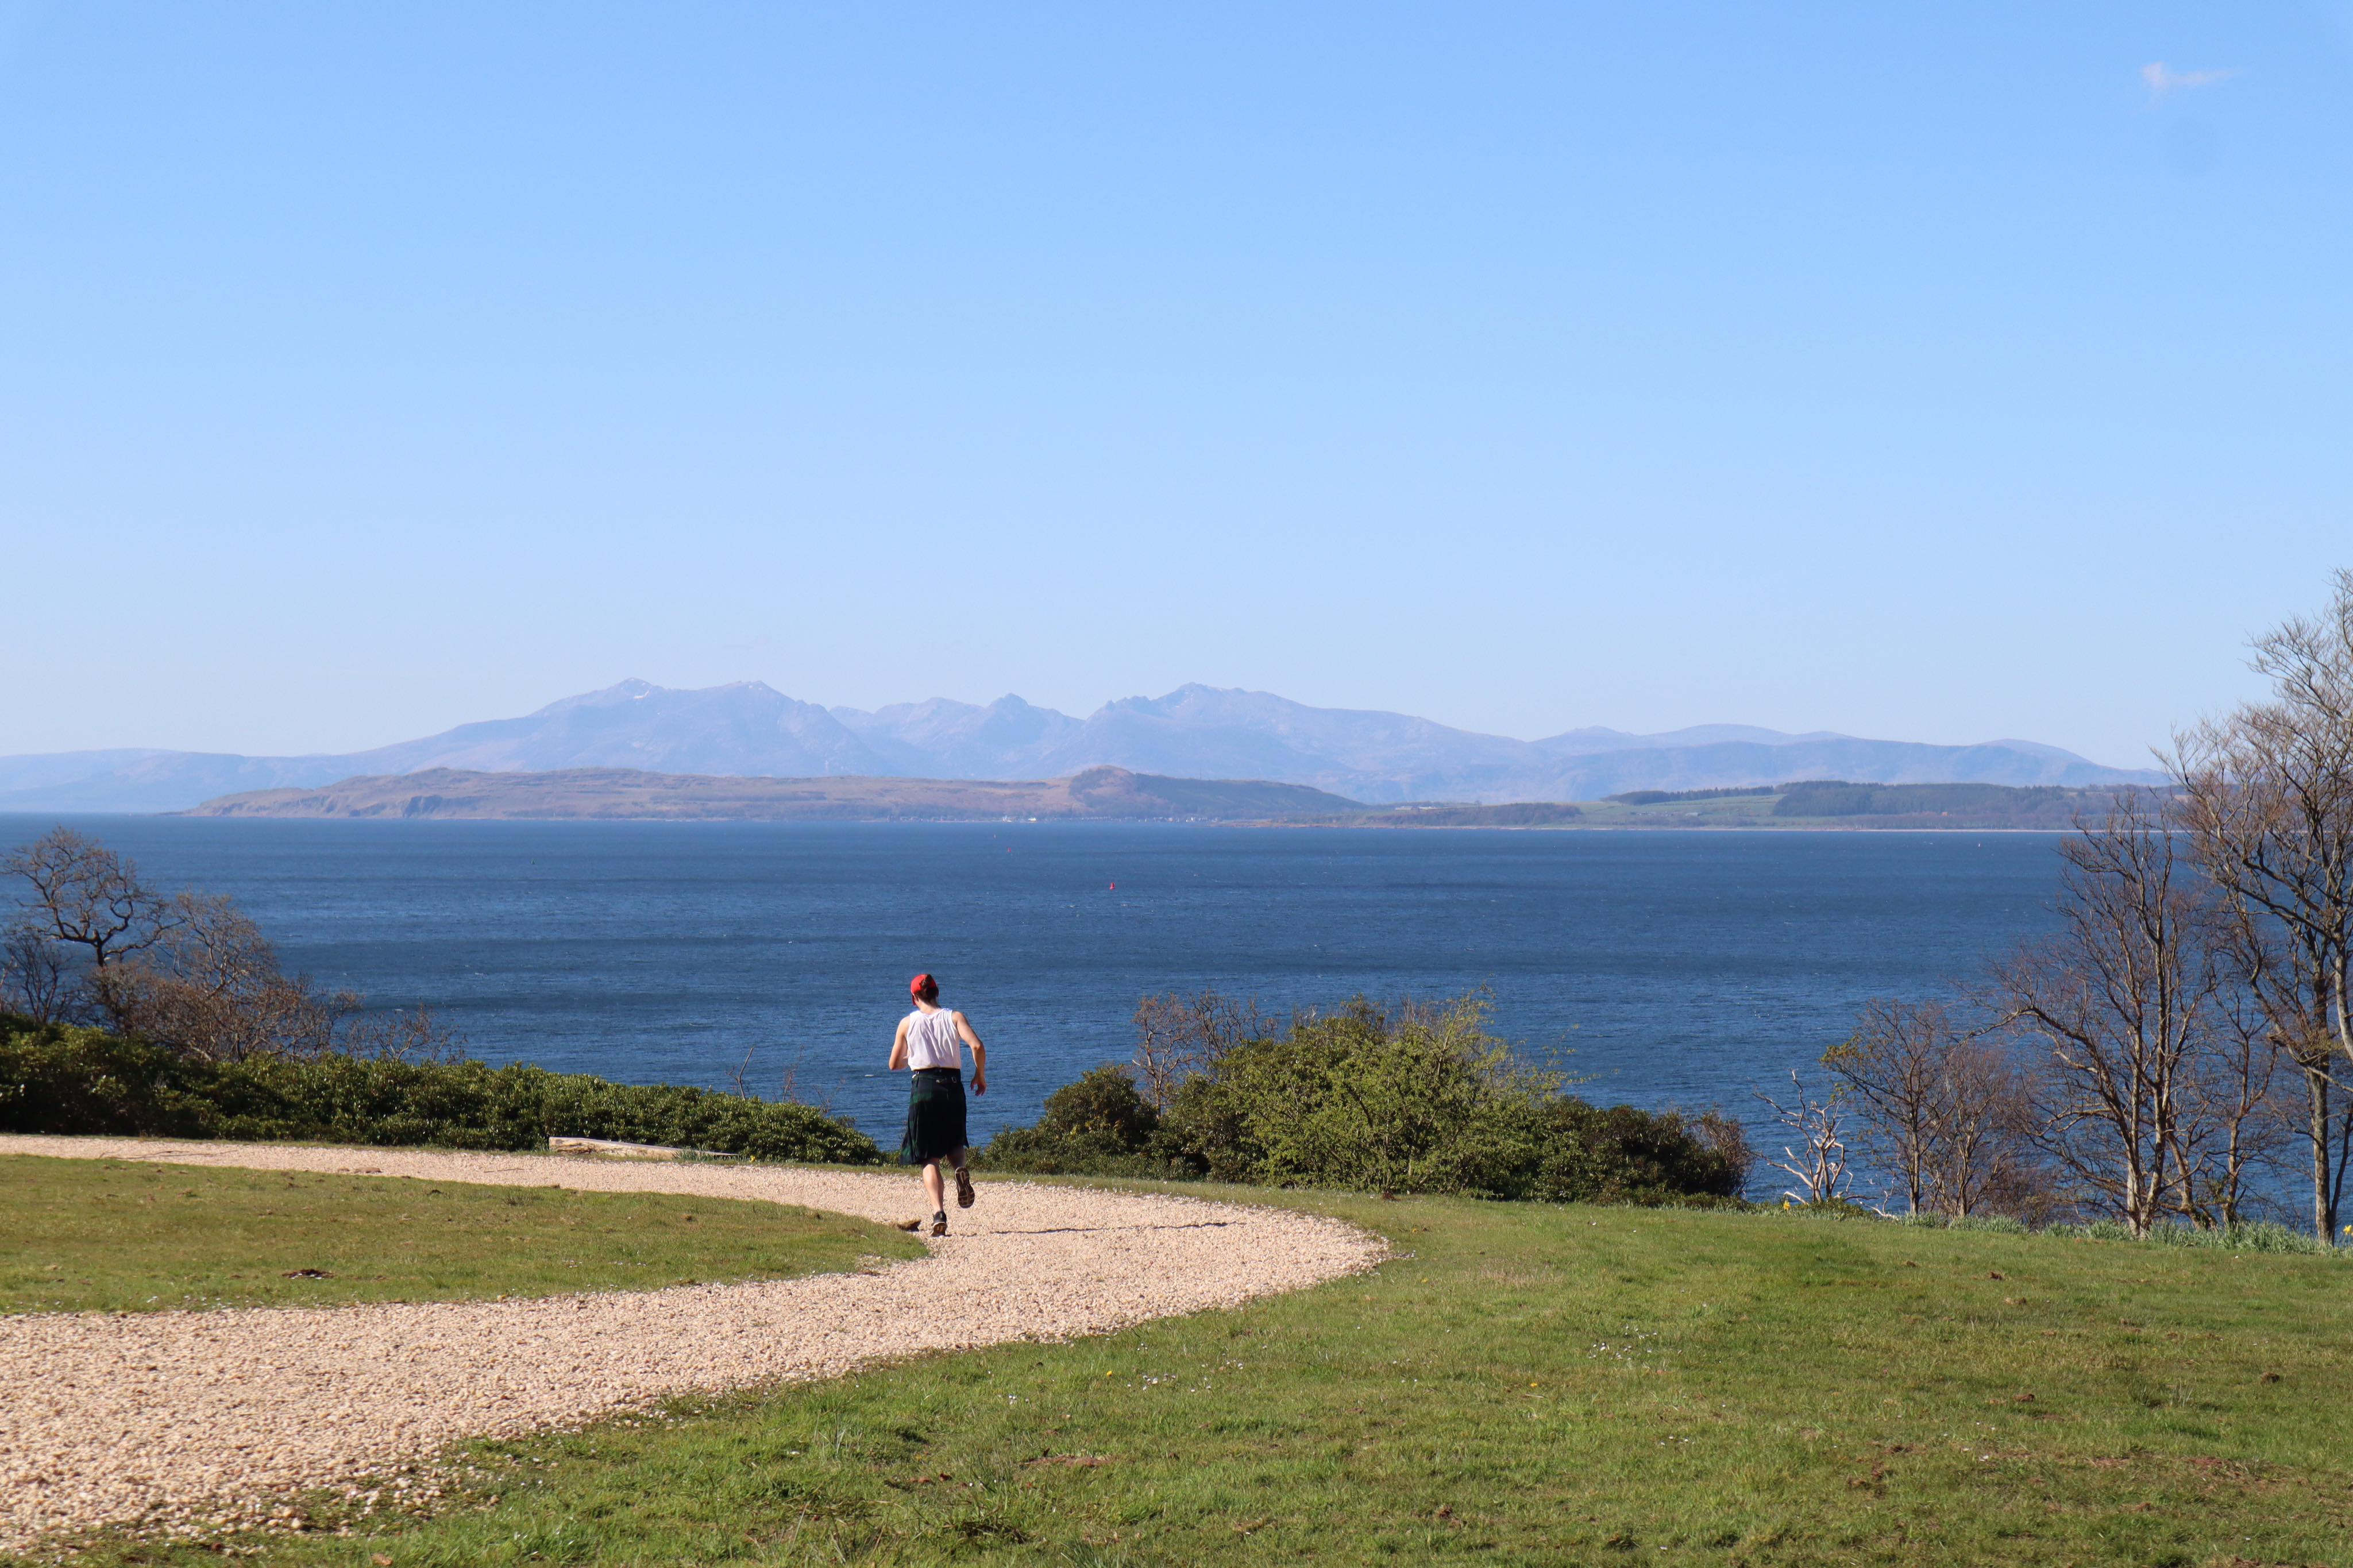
[[909, 972, 938, 1002]]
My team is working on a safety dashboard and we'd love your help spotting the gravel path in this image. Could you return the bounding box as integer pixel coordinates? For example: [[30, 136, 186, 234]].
[[0, 1136, 1380, 1552]]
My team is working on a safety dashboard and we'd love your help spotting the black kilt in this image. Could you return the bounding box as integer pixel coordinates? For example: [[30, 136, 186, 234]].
[[899, 1067, 969, 1165]]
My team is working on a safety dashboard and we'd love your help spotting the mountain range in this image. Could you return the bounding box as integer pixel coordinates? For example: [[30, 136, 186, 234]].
[[0, 679, 2163, 813]]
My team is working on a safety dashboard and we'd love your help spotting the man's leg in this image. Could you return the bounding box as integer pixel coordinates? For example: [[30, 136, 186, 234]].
[[921, 1160, 946, 1214]]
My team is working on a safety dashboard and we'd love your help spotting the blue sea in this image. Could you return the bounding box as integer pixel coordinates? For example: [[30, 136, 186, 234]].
[[3, 818, 2064, 1149]]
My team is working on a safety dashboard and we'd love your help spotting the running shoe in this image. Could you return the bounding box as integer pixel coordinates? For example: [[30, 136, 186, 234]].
[[955, 1165, 976, 1209], [930, 1210, 948, 1238]]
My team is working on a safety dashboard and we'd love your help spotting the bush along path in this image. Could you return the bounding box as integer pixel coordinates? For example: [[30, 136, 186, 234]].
[[981, 994, 1750, 1205], [0, 1136, 1379, 1556], [0, 1021, 878, 1163]]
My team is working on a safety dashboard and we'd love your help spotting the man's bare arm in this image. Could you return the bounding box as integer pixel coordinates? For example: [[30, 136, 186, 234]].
[[955, 1011, 988, 1094], [888, 1017, 911, 1072]]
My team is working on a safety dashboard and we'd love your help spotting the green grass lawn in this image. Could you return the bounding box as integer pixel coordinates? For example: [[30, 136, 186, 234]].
[[0, 1154, 923, 1314], [28, 1181, 2353, 1567]]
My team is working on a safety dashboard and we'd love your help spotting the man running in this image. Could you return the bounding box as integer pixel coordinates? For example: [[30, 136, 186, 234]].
[[888, 972, 987, 1236]]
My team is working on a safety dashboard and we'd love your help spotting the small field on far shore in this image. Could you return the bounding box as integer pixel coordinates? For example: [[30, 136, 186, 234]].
[[34, 1179, 2353, 1567], [0, 1154, 923, 1314]]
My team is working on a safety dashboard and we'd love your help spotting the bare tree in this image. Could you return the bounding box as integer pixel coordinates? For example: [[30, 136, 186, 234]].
[[1927, 1033, 2035, 1219], [2173, 980, 2289, 1229], [2213, 905, 2351, 1235], [103, 893, 342, 1061], [4, 828, 462, 1064], [2, 827, 173, 977], [1132, 988, 1263, 1110], [1, 921, 75, 1024], [335, 1003, 461, 1063], [1989, 794, 2234, 1236], [101, 889, 462, 1063], [776, 1040, 812, 1107], [726, 1044, 758, 1098], [1756, 1071, 1850, 1206], [2170, 570, 2353, 1239], [1824, 999, 1946, 1214], [1826, 999, 2039, 1219]]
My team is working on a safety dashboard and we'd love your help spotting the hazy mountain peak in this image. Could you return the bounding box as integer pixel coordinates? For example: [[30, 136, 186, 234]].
[[533, 678, 659, 713], [527, 676, 811, 716]]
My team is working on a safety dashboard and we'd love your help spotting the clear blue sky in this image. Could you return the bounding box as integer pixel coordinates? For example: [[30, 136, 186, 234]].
[[4, 3, 2347, 767]]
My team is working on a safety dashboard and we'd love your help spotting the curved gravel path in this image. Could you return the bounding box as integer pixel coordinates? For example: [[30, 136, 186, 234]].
[[0, 1135, 1380, 1552]]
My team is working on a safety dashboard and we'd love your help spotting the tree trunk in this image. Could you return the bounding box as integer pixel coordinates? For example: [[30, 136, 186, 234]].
[[2306, 1067, 2336, 1242]]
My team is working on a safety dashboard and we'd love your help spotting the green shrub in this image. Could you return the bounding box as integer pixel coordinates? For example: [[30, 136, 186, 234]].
[[1529, 1100, 1748, 1206], [981, 1066, 1193, 1179], [0, 1016, 880, 1164], [1165, 998, 1541, 1197], [985, 994, 1746, 1207]]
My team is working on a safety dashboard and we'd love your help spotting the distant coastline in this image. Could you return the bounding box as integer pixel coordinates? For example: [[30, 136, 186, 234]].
[[174, 765, 1357, 824], [173, 767, 2126, 830]]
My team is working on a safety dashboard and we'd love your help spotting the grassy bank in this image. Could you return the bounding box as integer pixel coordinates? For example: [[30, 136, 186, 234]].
[[36, 1179, 2353, 1567], [0, 1154, 922, 1314]]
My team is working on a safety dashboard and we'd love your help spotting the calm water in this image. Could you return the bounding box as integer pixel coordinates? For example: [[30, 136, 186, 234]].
[[5, 818, 2063, 1147]]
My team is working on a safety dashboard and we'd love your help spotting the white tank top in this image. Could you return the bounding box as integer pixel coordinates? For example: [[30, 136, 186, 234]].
[[904, 1007, 963, 1071]]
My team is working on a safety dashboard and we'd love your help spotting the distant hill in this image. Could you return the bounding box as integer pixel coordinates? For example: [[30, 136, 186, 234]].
[[177, 766, 1370, 822], [1576, 779, 2142, 830], [1770, 780, 2123, 829], [1, 679, 2164, 813]]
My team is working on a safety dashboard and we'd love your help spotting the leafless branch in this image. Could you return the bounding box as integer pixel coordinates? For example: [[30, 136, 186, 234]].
[[1755, 1071, 1850, 1206], [1132, 988, 1264, 1110], [2, 827, 174, 973], [2169, 567, 2353, 1238]]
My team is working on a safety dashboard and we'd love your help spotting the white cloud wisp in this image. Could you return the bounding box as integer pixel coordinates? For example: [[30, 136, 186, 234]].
[[2142, 61, 2240, 101]]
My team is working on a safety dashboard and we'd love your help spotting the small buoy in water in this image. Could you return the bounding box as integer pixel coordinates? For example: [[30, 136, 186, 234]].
[[1109, 882, 1116, 890]]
